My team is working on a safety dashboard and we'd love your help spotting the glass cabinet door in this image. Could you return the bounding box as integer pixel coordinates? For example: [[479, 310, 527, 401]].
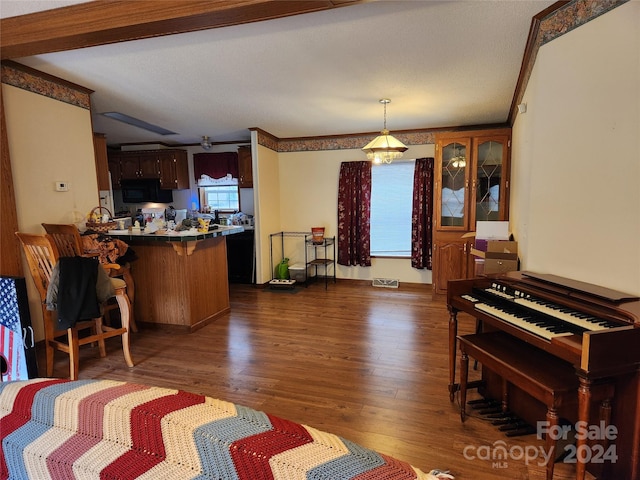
[[438, 139, 470, 229], [473, 136, 509, 223]]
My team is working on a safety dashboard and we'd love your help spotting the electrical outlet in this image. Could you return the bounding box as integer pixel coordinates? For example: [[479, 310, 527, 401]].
[[55, 181, 69, 192]]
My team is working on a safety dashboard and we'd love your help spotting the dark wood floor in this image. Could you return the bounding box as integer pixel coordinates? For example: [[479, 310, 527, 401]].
[[42, 280, 586, 479]]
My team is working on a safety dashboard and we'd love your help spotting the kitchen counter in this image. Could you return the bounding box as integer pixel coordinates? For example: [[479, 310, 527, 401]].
[[108, 225, 243, 332], [107, 225, 244, 242]]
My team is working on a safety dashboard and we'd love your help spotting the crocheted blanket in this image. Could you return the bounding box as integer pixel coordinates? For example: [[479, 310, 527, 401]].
[[1, 378, 433, 480]]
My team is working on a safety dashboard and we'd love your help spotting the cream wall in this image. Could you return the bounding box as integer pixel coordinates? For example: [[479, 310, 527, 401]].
[[253, 134, 283, 284], [274, 144, 435, 285], [4, 83, 100, 340], [511, 1, 640, 295]]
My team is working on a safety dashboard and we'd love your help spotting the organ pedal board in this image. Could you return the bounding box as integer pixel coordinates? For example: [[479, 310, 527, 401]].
[[467, 398, 536, 437]]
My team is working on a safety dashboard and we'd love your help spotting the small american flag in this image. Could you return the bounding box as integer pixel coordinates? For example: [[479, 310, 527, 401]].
[[1, 277, 29, 381]]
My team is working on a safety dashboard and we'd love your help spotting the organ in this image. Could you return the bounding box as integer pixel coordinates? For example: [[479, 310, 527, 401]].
[[447, 271, 640, 479]]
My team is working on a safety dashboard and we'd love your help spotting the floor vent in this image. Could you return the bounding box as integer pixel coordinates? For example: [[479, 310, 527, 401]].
[[372, 278, 399, 288]]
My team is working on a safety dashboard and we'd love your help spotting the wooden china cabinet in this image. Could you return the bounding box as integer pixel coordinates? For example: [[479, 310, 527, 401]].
[[432, 127, 511, 294]]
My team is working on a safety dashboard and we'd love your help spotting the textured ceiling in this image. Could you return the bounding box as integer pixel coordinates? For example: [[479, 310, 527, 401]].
[[2, 1, 554, 147]]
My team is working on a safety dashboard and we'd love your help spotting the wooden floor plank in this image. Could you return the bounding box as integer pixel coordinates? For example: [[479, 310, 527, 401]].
[[39, 280, 588, 479]]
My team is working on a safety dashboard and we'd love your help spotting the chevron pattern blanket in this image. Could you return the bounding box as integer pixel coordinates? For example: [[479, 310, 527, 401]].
[[1, 378, 433, 480]]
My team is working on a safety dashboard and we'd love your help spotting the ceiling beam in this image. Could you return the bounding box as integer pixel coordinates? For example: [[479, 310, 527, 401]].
[[1, 0, 364, 60]]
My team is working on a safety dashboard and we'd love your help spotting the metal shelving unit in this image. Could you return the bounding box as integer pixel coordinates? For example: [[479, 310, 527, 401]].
[[269, 231, 335, 288], [306, 236, 336, 289], [269, 232, 309, 288]]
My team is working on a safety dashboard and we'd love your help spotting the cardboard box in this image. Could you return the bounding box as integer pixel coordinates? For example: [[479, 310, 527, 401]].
[[484, 258, 518, 274], [474, 258, 485, 276], [487, 240, 518, 255], [471, 240, 518, 259], [487, 241, 518, 274], [471, 240, 518, 274]]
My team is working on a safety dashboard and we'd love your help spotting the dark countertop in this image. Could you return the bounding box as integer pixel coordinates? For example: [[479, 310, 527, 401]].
[[106, 225, 245, 243]]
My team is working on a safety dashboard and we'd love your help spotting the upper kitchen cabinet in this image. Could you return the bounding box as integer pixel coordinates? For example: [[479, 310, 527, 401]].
[[237, 146, 253, 188], [432, 128, 511, 294], [93, 133, 110, 191], [108, 149, 189, 190], [158, 150, 189, 189], [108, 155, 122, 189], [119, 153, 160, 180]]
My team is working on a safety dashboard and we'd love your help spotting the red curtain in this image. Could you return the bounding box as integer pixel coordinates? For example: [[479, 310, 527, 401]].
[[337, 161, 372, 266], [193, 152, 239, 181], [411, 157, 434, 269]]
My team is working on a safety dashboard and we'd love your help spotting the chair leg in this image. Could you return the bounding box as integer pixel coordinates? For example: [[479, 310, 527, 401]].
[[45, 340, 55, 377], [67, 328, 80, 381], [95, 318, 107, 357], [115, 289, 134, 368], [121, 265, 137, 333]]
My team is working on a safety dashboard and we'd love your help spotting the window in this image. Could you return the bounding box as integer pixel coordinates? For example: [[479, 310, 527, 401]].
[[370, 160, 415, 257], [200, 185, 240, 211]]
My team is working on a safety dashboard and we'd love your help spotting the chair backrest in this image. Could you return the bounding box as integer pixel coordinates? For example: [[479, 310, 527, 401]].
[[15, 232, 59, 301], [41, 223, 83, 257]]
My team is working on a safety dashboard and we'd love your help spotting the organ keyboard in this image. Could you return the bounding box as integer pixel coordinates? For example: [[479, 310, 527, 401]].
[[447, 271, 640, 480], [463, 282, 622, 341]]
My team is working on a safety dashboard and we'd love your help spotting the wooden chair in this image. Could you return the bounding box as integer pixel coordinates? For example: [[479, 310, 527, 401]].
[[15, 232, 134, 380], [41, 223, 137, 332]]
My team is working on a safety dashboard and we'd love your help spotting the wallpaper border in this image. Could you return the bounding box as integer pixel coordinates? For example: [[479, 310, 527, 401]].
[[1, 61, 92, 110]]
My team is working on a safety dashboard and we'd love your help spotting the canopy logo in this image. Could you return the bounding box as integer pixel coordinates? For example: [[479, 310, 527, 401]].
[[463, 421, 618, 469]]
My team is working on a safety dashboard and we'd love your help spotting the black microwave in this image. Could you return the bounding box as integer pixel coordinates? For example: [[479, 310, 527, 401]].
[[121, 179, 173, 204]]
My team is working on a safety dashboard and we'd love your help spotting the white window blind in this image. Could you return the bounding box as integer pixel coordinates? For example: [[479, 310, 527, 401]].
[[370, 160, 415, 257]]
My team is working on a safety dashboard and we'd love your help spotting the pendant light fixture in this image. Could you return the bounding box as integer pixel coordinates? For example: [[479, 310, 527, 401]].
[[362, 99, 408, 164]]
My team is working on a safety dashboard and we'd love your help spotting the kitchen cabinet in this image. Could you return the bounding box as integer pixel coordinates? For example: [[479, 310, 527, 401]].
[[108, 149, 188, 189], [432, 128, 511, 294], [108, 156, 122, 189], [93, 133, 110, 190], [237, 146, 253, 188], [119, 154, 160, 180], [158, 150, 189, 189]]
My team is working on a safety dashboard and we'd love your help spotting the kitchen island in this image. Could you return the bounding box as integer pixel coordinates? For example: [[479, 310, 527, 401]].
[[108, 226, 244, 332]]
